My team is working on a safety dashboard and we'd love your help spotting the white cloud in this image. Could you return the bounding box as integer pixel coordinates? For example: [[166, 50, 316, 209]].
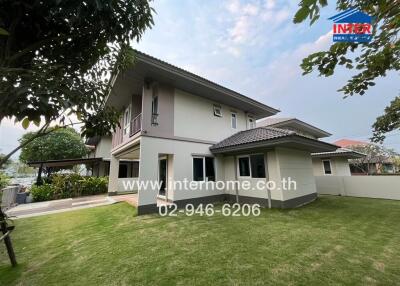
[[229, 16, 251, 44], [222, 0, 293, 56], [226, 0, 241, 14], [242, 3, 259, 15], [264, 0, 276, 9]]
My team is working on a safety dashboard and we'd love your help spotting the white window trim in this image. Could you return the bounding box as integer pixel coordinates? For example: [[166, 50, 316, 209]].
[[237, 155, 251, 178], [231, 112, 237, 129], [123, 104, 131, 135], [248, 116, 255, 129], [192, 156, 215, 182], [322, 159, 332, 175], [237, 154, 267, 179], [213, 105, 222, 117]]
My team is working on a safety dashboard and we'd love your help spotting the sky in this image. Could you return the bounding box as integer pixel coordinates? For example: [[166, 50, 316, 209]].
[[0, 0, 399, 159]]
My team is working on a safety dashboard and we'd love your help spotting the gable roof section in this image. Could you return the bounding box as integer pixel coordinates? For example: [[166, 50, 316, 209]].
[[257, 117, 331, 138], [210, 127, 337, 154], [107, 50, 279, 119]]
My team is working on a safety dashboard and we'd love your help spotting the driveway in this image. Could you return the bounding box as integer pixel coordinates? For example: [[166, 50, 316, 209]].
[[5, 195, 116, 219]]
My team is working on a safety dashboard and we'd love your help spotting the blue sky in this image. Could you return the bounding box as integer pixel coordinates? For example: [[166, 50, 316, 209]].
[[0, 0, 399, 158]]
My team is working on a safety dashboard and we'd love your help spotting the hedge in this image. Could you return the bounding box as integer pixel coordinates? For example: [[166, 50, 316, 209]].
[[30, 174, 108, 202]]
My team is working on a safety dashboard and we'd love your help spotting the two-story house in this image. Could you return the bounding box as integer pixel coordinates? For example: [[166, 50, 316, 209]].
[[105, 51, 338, 215]]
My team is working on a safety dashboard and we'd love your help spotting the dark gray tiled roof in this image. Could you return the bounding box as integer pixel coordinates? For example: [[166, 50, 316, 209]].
[[210, 127, 295, 150], [311, 148, 366, 158]]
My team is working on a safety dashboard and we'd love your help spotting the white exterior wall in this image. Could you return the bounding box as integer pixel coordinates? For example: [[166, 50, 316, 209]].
[[315, 176, 400, 200], [95, 137, 112, 159], [222, 152, 283, 201], [312, 158, 351, 176], [276, 148, 316, 201], [118, 178, 139, 193], [137, 136, 225, 206], [174, 89, 248, 142]]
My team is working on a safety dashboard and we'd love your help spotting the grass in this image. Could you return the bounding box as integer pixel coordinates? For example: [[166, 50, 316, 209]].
[[1, 196, 400, 285]]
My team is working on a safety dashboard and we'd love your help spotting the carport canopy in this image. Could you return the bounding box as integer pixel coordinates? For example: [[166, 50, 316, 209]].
[[27, 158, 103, 168]]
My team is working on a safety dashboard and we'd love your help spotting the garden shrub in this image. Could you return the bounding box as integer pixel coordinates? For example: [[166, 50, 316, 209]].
[[30, 174, 108, 202], [30, 184, 55, 202]]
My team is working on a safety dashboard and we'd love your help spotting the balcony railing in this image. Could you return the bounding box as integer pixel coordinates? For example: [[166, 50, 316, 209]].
[[129, 113, 142, 137]]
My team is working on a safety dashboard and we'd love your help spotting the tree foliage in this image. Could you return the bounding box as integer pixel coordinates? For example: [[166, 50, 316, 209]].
[[372, 96, 400, 143], [294, 0, 399, 142], [0, 0, 154, 167], [19, 127, 88, 164], [348, 143, 399, 174]]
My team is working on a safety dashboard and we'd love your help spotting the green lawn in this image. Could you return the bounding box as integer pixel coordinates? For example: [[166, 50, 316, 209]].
[[1, 196, 400, 285]]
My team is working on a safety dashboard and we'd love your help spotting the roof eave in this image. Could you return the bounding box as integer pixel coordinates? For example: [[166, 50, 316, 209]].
[[210, 135, 337, 155], [311, 152, 365, 159], [270, 119, 331, 138], [135, 52, 280, 117]]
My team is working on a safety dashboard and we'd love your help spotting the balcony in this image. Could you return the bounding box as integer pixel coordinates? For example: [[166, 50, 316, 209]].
[[130, 113, 142, 137]]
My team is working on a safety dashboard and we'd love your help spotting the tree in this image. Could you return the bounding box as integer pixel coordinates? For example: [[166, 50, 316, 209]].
[[0, 0, 155, 168], [372, 96, 400, 143], [348, 143, 399, 174], [19, 127, 88, 164], [293, 1, 399, 141], [19, 127, 88, 182]]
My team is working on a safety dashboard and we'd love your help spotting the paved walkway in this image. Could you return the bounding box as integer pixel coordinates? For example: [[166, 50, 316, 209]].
[[5, 195, 116, 219], [111, 193, 171, 207], [5, 193, 170, 219]]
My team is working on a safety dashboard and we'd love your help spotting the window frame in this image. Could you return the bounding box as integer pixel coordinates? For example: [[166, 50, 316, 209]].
[[192, 156, 216, 182], [213, 105, 222, 117], [123, 105, 131, 135], [151, 95, 159, 126], [322, 159, 332, 175], [248, 116, 256, 129], [231, 112, 237, 129], [237, 155, 251, 178], [237, 154, 266, 179]]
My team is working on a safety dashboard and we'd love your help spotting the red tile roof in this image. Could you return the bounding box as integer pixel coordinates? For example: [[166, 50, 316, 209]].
[[333, 139, 367, 148]]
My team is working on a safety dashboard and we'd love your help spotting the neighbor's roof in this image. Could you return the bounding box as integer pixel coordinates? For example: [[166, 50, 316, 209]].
[[257, 117, 331, 138], [334, 139, 367, 148], [107, 50, 279, 119], [311, 148, 366, 159], [210, 127, 337, 154]]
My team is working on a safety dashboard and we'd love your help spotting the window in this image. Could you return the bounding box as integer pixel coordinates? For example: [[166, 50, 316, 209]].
[[193, 158, 204, 181], [231, 113, 237, 129], [238, 154, 266, 178], [213, 105, 222, 117], [322, 160, 332, 175], [250, 154, 266, 178], [151, 95, 158, 125], [123, 105, 131, 135], [205, 157, 216, 181], [238, 157, 250, 177], [248, 117, 256, 129], [193, 157, 215, 181]]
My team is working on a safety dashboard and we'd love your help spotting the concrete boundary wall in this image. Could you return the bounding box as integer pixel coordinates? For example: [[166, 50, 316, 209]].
[[315, 176, 400, 200]]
